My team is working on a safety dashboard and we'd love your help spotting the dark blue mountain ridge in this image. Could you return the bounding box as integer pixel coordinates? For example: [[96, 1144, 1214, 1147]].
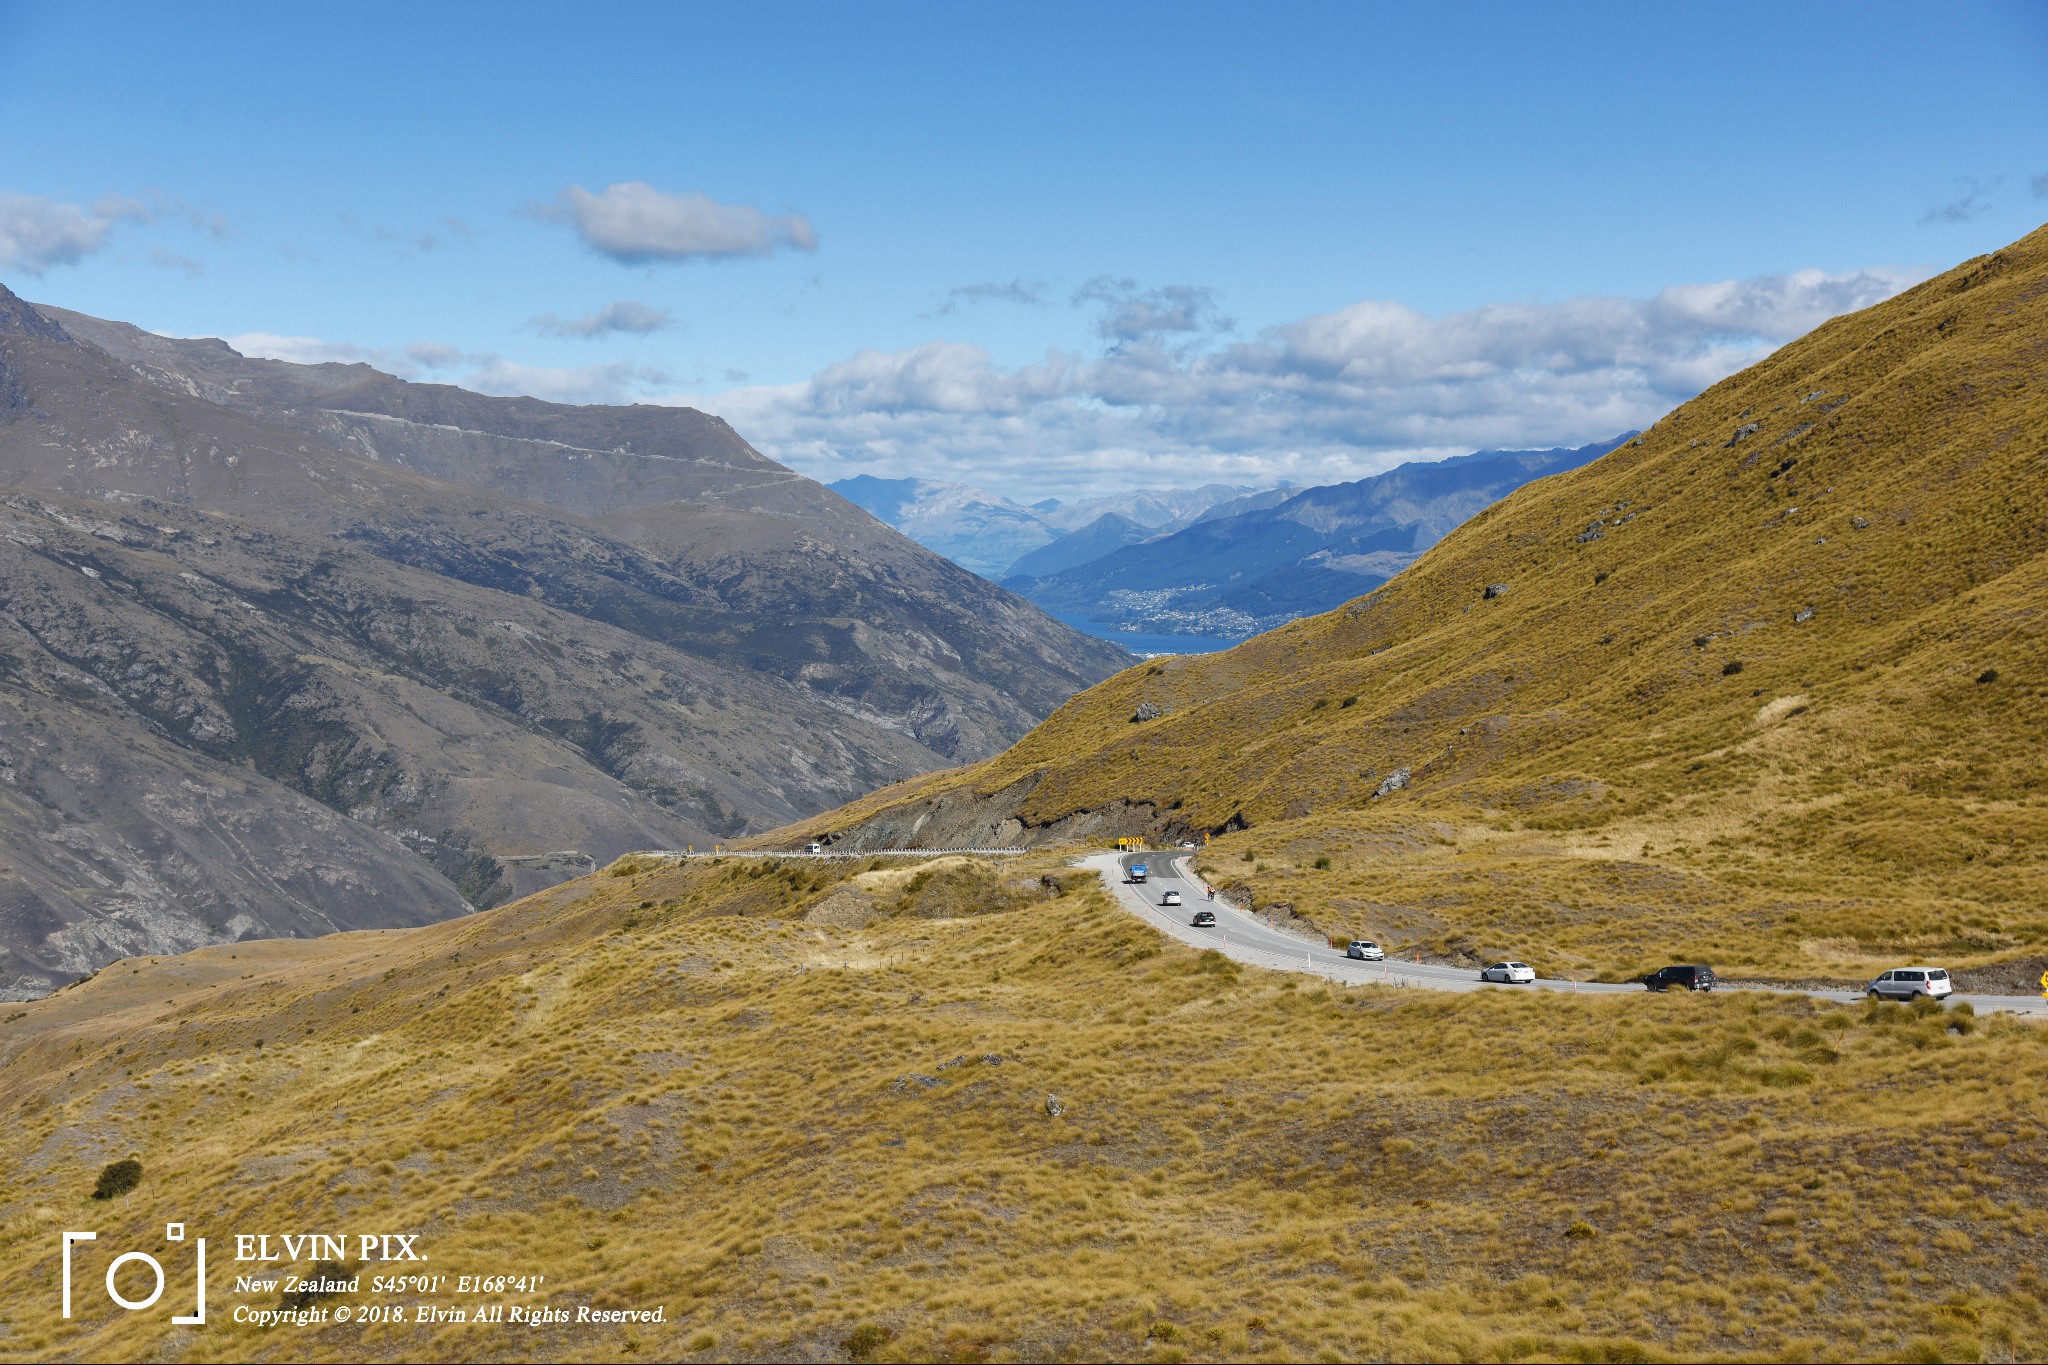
[[1004, 435, 1633, 641], [1004, 511, 1151, 579]]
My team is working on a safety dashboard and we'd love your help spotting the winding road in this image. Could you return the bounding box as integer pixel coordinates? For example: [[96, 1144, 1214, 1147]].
[[1086, 850, 2048, 1017]]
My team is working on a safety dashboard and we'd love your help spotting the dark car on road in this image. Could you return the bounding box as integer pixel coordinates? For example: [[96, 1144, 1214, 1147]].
[[1191, 910, 1216, 928], [1643, 964, 1717, 992]]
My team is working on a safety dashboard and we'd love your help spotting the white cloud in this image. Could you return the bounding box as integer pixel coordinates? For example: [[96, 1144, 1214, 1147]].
[[339, 212, 476, 256], [1921, 177, 1999, 225], [0, 192, 228, 277], [462, 358, 671, 405], [531, 299, 673, 338], [1074, 277, 1231, 342], [680, 265, 1926, 499], [0, 194, 149, 274], [405, 341, 466, 370], [149, 246, 204, 277], [932, 278, 1052, 315], [224, 330, 668, 405], [806, 341, 1072, 415], [535, 182, 817, 264], [225, 332, 390, 367]]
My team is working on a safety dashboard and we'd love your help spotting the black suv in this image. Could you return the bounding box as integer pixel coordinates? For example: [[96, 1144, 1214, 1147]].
[[1191, 910, 1216, 928], [1643, 964, 1716, 992]]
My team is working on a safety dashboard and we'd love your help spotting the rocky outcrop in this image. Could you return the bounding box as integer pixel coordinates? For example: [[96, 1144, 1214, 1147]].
[[809, 772, 1179, 853], [802, 887, 879, 929]]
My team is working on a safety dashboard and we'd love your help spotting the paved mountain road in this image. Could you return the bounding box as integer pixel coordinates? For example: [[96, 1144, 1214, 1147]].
[[1087, 851, 2048, 1017]]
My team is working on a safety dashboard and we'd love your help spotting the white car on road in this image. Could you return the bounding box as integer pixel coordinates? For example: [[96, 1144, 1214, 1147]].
[[1479, 961, 1536, 984], [1867, 967, 1952, 1002], [1345, 940, 1385, 961], [1160, 890, 1182, 907]]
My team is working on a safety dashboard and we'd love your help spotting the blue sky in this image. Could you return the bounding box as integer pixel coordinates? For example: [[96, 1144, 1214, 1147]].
[[2, 0, 2044, 496]]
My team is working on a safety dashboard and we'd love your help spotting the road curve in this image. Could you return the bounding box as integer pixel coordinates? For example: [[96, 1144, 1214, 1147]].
[[1086, 850, 2048, 1018]]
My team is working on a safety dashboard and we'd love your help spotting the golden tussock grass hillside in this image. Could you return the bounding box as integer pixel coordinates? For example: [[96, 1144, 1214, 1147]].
[[801, 226, 2048, 982], [2, 857, 2045, 1362]]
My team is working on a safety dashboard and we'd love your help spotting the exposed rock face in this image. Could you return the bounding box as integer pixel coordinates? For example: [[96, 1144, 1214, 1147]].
[[817, 774, 1169, 853], [0, 676, 470, 999], [0, 288, 1130, 996]]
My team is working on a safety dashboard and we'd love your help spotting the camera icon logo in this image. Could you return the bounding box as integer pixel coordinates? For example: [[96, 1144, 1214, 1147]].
[[61, 1224, 206, 1324]]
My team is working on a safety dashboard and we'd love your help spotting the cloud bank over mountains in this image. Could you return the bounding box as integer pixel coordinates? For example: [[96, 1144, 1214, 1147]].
[[693, 264, 1925, 496], [221, 263, 1925, 485], [38, 162, 1917, 494]]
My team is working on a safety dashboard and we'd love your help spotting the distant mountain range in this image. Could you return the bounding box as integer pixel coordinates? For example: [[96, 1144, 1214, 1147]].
[[834, 448, 1628, 645], [0, 288, 1128, 997], [828, 476, 1064, 579], [829, 476, 1274, 580], [1003, 440, 1632, 641]]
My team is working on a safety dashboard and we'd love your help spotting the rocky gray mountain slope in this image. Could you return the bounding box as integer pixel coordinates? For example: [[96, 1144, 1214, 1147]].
[[0, 289, 1128, 997], [45, 306, 1126, 735]]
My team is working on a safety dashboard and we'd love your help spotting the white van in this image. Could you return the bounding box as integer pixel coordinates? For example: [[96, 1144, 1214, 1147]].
[[1867, 967, 1952, 1002]]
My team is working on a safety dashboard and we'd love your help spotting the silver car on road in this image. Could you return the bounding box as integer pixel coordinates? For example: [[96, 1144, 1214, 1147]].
[[1867, 967, 1952, 1002]]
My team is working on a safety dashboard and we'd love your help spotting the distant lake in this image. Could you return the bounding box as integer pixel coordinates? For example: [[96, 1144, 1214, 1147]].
[[1051, 613, 1241, 656]]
